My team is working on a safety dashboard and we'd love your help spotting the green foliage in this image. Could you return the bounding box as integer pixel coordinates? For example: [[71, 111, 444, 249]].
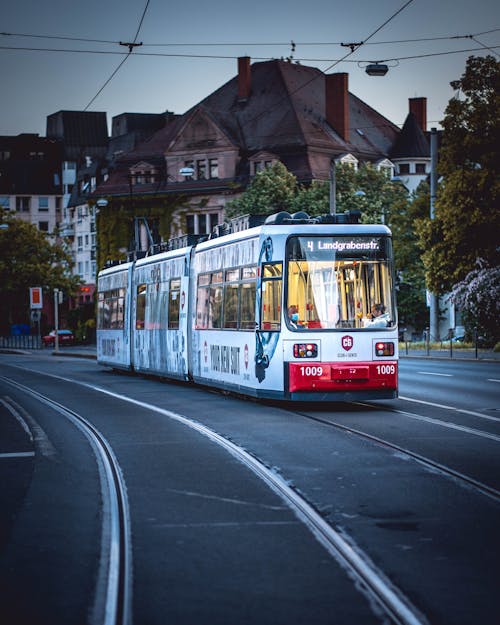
[[96, 194, 187, 270], [293, 180, 329, 215], [225, 161, 430, 330], [0, 210, 81, 330], [224, 162, 298, 218], [450, 263, 499, 346], [419, 55, 500, 294], [393, 183, 429, 331]]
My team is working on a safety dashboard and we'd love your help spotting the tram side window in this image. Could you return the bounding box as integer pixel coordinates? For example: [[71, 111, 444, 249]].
[[223, 268, 239, 329], [261, 263, 282, 331], [209, 271, 223, 329], [97, 292, 109, 329], [240, 284, 256, 329], [196, 266, 257, 330], [97, 289, 125, 329], [196, 274, 210, 329], [136, 284, 146, 330], [168, 278, 181, 329]]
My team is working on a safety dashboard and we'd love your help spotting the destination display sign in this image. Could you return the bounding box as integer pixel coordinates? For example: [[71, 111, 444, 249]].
[[288, 236, 388, 260]]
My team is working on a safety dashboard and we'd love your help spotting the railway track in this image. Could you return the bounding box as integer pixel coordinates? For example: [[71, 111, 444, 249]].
[[2, 369, 427, 625], [292, 404, 500, 502], [0, 376, 132, 625]]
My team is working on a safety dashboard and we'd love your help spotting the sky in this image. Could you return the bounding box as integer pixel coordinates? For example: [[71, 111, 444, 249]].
[[1, 0, 499, 137]]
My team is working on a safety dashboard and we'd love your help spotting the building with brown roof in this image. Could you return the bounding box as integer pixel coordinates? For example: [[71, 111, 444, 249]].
[[94, 57, 403, 239]]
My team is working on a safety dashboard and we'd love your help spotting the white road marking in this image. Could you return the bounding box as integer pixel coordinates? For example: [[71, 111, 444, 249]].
[[399, 396, 500, 423], [392, 408, 500, 442], [0, 451, 35, 458], [417, 372, 452, 377]]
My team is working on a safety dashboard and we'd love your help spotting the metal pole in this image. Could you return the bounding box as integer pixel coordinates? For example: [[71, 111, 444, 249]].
[[329, 160, 336, 215], [54, 288, 59, 353], [429, 128, 440, 342]]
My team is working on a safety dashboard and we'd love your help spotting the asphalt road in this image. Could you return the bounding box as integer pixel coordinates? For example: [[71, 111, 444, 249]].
[[0, 352, 498, 625]]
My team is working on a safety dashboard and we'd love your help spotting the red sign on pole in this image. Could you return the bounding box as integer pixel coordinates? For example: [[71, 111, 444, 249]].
[[30, 287, 43, 309]]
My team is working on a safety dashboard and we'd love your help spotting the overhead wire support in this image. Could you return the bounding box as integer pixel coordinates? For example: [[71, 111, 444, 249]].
[[84, 0, 150, 110], [341, 42, 364, 53], [119, 41, 143, 53]]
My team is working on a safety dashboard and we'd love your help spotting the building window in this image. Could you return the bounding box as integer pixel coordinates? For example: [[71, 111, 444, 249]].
[[16, 197, 31, 212], [196, 160, 207, 180], [0, 151, 10, 161], [210, 213, 219, 231], [38, 197, 49, 211], [77, 236, 83, 251], [182, 158, 219, 181], [186, 212, 220, 235], [398, 163, 410, 174], [415, 163, 426, 174], [209, 159, 219, 178], [0, 196, 10, 209], [39, 221, 49, 232], [251, 160, 274, 175]]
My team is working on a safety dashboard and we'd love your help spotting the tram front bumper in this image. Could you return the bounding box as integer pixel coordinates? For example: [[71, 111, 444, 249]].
[[288, 361, 398, 394]]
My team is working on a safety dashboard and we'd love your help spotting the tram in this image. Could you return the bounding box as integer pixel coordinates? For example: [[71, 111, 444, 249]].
[[97, 212, 398, 401]]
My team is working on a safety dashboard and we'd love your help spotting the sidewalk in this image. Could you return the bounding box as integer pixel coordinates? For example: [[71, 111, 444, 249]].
[[400, 346, 500, 361], [1, 344, 499, 362]]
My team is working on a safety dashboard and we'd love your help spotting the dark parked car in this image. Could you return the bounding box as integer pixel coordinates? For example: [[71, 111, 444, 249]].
[[42, 329, 75, 347]]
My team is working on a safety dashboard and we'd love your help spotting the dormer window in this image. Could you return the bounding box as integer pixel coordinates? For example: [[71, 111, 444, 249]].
[[376, 158, 395, 179], [130, 161, 157, 185], [398, 163, 410, 174], [249, 152, 277, 176], [337, 153, 359, 170]]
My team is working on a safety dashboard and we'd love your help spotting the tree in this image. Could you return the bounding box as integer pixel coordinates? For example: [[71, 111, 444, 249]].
[[391, 183, 429, 334], [225, 161, 429, 331], [0, 210, 80, 333], [450, 263, 499, 346], [416, 55, 500, 294], [224, 162, 298, 218]]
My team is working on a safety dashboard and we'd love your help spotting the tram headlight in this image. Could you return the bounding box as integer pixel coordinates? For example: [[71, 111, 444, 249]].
[[294, 343, 318, 358], [375, 342, 395, 357]]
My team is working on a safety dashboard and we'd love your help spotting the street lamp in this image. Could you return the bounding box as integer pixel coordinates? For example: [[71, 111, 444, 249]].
[[96, 198, 108, 209], [365, 63, 389, 77], [179, 166, 195, 178]]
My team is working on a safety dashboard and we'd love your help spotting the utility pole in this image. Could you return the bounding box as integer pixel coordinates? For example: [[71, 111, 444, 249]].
[[429, 128, 440, 342], [53, 288, 62, 352]]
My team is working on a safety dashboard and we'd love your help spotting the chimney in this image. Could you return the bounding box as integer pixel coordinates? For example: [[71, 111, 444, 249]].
[[326, 73, 349, 142], [409, 97, 427, 132], [238, 56, 251, 101]]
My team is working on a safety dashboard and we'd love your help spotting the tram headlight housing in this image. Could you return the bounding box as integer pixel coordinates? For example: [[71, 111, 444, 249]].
[[293, 343, 318, 358], [375, 341, 395, 357]]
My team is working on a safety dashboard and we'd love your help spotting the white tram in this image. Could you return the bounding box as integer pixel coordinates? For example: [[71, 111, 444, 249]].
[[97, 212, 398, 401]]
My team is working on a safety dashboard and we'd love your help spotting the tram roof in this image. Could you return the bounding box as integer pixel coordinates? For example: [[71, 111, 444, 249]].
[[194, 221, 392, 252]]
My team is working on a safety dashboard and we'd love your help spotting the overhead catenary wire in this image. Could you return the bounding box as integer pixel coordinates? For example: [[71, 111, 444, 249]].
[[1, 44, 496, 64], [240, 0, 417, 128], [83, 0, 150, 110], [2, 27, 498, 48]]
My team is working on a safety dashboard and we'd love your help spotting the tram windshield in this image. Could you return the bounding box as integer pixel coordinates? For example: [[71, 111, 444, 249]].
[[286, 235, 396, 330]]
